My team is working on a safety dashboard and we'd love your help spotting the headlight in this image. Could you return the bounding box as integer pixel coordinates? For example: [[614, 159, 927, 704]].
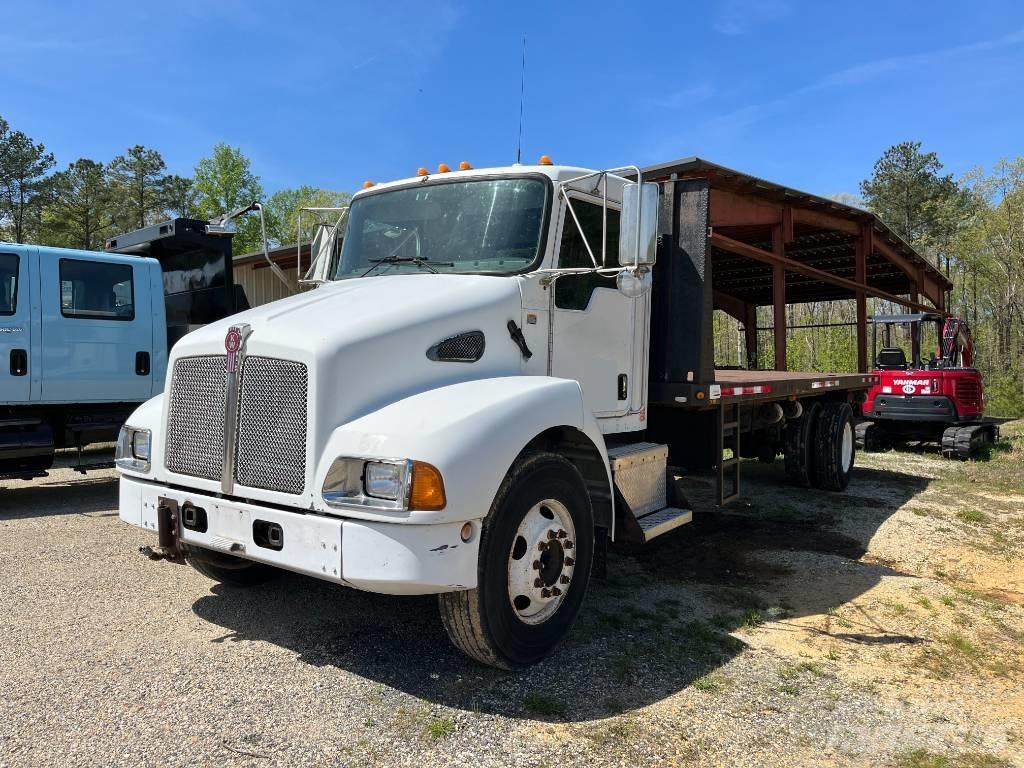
[[322, 457, 445, 511], [115, 426, 152, 473]]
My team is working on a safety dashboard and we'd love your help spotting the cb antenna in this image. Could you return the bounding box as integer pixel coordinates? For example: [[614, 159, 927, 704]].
[[515, 34, 526, 164]]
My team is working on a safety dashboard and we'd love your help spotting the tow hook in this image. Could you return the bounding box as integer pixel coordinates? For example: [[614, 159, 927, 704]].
[[140, 498, 185, 564]]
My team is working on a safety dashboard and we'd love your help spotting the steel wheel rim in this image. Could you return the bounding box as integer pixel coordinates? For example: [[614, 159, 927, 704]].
[[507, 498, 576, 625], [841, 421, 854, 472]]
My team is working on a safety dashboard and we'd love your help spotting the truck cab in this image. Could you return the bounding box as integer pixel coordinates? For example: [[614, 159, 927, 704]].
[[1, 244, 166, 474], [116, 161, 869, 668]]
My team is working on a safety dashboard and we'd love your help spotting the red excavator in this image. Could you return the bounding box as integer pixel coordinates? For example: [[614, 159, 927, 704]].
[[857, 313, 998, 459]]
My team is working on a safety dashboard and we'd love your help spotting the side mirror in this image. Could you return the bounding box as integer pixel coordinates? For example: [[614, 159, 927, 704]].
[[619, 181, 659, 268]]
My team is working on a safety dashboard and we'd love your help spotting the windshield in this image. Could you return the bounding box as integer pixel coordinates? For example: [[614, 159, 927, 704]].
[[332, 177, 548, 279]]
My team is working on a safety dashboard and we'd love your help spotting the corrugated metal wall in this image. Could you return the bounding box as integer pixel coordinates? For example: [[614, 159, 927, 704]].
[[234, 263, 299, 307]]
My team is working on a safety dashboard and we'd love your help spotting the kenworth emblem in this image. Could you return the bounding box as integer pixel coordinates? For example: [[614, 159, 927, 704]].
[[225, 326, 244, 372]]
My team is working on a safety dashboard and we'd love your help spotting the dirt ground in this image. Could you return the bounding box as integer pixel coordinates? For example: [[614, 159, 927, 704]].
[[1, 424, 1022, 767]]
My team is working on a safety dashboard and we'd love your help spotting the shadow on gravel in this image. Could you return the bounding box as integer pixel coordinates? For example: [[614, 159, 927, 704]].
[[191, 461, 930, 723], [0, 476, 118, 519]]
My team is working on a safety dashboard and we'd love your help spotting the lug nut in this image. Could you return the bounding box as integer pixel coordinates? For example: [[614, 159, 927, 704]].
[[537, 542, 548, 552], [532, 560, 542, 570], [557, 529, 567, 539], [541, 588, 552, 598], [547, 530, 557, 540], [565, 557, 575, 567], [564, 540, 574, 549], [560, 575, 570, 585], [551, 587, 562, 597], [534, 578, 544, 588]]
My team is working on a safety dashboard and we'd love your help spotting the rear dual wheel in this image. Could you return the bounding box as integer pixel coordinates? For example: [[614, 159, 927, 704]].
[[784, 401, 855, 491], [439, 452, 594, 669]]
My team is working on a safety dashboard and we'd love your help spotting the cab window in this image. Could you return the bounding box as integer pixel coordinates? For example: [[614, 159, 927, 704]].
[[0, 253, 17, 316], [59, 259, 135, 320], [555, 199, 619, 310]]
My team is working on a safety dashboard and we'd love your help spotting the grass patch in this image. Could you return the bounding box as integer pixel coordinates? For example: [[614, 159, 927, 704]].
[[910, 507, 931, 517], [943, 632, 982, 659], [587, 717, 640, 748], [425, 716, 456, 740], [691, 673, 731, 693], [897, 749, 1012, 768], [958, 509, 987, 524], [941, 595, 956, 607], [883, 600, 910, 616], [915, 596, 934, 610], [777, 683, 800, 696], [523, 693, 565, 718], [780, 660, 825, 679], [739, 609, 764, 628]]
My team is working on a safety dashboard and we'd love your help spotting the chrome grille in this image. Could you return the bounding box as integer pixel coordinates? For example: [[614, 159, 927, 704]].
[[235, 357, 308, 495], [164, 356, 227, 480]]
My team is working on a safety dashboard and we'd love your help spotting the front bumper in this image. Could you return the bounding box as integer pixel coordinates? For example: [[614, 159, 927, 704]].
[[119, 475, 479, 595], [864, 394, 957, 423]]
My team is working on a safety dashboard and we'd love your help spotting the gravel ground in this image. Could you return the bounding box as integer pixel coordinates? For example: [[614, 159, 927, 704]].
[[1, 431, 1022, 768]]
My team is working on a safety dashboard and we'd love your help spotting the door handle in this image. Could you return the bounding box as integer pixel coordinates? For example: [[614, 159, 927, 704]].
[[10, 348, 27, 376], [135, 351, 150, 376]]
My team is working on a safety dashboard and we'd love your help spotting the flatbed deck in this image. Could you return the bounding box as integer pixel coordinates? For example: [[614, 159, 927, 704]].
[[650, 369, 878, 408]]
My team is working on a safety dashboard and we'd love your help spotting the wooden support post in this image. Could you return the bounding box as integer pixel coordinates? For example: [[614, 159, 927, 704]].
[[772, 225, 786, 371], [744, 303, 758, 370], [909, 278, 921, 364], [855, 224, 870, 372]]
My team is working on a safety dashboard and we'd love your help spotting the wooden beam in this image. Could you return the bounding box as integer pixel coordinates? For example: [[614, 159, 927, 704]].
[[772, 225, 786, 371], [709, 188, 782, 228], [744, 303, 758, 370], [709, 231, 941, 313], [782, 205, 794, 244], [713, 290, 747, 321], [909, 279, 921, 363], [855, 223, 869, 372], [791, 207, 860, 235]]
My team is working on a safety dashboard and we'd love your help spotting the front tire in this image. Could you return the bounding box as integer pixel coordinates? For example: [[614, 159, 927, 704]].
[[182, 543, 280, 587], [439, 452, 594, 669]]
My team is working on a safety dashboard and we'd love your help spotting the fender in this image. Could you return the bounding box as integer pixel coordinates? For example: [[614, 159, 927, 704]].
[[313, 376, 613, 527]]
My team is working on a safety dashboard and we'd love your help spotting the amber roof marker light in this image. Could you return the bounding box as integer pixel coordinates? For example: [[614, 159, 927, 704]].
[[539, 155, 553, 166], [459, 160, 473, 171], [362, 180, 375, 189], [417, 167, 429, 177], [437, 163, 451, 173]]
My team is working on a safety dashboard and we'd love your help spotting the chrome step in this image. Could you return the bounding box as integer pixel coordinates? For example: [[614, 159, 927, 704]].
[[635, 506, 693, 542]]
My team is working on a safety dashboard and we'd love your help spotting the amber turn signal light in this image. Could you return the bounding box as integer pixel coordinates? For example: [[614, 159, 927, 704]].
[[410, 461, 446, 511]]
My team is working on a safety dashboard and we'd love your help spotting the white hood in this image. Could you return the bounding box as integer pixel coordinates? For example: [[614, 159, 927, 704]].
[[170, 273, 526, 476]]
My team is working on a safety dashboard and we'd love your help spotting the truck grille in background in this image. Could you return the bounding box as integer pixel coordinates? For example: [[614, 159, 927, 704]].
[[234, 357, 308, 495], [164, 355, 308, 495], [955, 379, 981, 408], [165, 356, 227, 481]]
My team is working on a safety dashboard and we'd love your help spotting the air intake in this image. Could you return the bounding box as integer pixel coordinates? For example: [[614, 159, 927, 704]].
[[427, 331, 485, 363]]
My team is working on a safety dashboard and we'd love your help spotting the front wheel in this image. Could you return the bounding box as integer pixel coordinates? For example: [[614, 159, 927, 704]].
[[439, 452, 594, 669]]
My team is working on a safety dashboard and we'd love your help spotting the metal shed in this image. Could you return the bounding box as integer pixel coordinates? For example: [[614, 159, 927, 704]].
[[642, 157, 953, 372]]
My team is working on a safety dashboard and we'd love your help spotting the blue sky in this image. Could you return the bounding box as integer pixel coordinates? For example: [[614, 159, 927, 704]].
[[2, 1, 1023, 198]]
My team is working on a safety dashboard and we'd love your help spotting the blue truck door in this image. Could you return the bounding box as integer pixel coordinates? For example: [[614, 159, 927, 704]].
[[0, 247, 32, 404], [38, 251, 154, 403]]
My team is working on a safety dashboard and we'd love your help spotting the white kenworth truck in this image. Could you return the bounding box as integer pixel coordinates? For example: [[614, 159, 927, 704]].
[[116, 159, 873, 668]]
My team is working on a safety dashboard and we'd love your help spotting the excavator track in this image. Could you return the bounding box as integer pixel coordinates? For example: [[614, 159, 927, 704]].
[[855, 420, 889, 452], [941, 423, 998, 460]]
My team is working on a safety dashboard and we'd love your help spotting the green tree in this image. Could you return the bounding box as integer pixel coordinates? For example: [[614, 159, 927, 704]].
[[859, 141, 971, 270], [41, 158, 115, 250], [0, 116, 55, 242], [108, 145, 168, 231], [264, 185, 351, 248], [160, 174, 198, 219], [194, 143, 264, 253]]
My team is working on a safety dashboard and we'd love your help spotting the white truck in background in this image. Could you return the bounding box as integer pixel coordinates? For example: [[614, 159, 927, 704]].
[[116, 160, 870, 668]]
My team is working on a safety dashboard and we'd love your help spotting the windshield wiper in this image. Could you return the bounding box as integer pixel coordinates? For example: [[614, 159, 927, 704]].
[[361, 255, 454, 277]]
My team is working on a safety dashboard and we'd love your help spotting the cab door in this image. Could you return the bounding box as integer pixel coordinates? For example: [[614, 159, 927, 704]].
[[38, 252, 154, 402], [0, 248, 32, 404], [550, 196, 642, 420]]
